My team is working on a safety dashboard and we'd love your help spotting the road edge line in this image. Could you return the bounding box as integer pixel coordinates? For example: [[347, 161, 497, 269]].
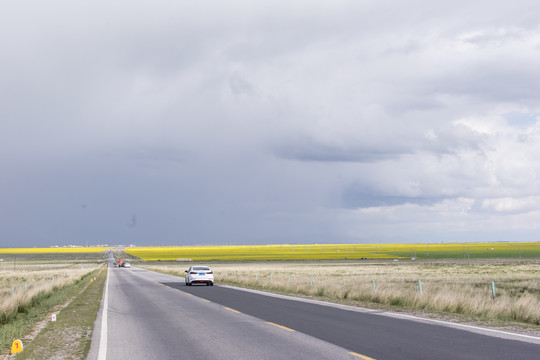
[[97, 266, 109, 360]]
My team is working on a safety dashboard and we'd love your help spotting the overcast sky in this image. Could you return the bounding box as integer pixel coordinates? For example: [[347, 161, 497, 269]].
[[2, 1, 540, 247]]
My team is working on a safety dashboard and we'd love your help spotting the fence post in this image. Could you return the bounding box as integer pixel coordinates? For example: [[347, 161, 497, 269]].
[[270, 273, 273, 282], [25, 283, 27, 291], [256, 273, 258, 281], [12, 285, 15, 296], [288, 274, 291, 283], [491, 281, 496, 300], [310, 276, 313, 287], [372, 280, 376, 292], [418, 280, 423, 295]]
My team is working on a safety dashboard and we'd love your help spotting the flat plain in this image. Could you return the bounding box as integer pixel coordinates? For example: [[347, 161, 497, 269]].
[[125, 241, 540, 261]]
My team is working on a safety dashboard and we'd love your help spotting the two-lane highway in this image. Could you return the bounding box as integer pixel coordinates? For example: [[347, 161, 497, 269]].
[[89, 264, 540, 360], [89, 265, 367, 360]]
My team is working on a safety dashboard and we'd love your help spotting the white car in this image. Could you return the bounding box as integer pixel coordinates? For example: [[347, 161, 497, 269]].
[[124, 262, 131, 268], [185, 266, 214, 286]]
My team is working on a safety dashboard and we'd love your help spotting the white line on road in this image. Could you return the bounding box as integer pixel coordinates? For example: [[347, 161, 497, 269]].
[[97, 266, 110, 360]]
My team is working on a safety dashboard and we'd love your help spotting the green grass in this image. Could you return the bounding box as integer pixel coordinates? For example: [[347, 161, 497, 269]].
[[0, 247, 111, 255], [0, 251, 107, 357], [1, 269, 101, 356], [14, 268, 106, 360]]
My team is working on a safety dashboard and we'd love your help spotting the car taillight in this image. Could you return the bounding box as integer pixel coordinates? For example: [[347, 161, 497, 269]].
[[208, 271, 213, 274], [190, 272, 197, 274]]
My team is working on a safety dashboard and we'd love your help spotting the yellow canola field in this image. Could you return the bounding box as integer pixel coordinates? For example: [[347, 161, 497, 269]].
[[125, 242, 540, 261], [0, 247, 111, 254]]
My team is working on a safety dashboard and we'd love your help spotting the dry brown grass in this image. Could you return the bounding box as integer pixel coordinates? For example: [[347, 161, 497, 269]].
[[0, 263, 100, 324], [140, 259, 540, 325]]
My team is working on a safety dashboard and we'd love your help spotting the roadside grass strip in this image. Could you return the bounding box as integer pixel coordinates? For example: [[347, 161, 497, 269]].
[[14, 268, 106, 360], [0, 268, 103, 357]]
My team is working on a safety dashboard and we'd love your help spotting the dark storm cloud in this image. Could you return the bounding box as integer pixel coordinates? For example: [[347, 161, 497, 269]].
[[2, 0, 540, 246], [342, 190, 445, 209], [275, 139, 407, 163]]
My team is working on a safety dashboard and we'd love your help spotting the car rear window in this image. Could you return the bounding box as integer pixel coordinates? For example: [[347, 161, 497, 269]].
[[193, 267, 210, 271]]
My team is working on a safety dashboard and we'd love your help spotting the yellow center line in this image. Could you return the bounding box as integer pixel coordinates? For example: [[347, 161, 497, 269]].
[[349, 352, 375, 360], [266, 322, 295, 332], [225, 307, 241, 313], [201, 298, 211, 303]]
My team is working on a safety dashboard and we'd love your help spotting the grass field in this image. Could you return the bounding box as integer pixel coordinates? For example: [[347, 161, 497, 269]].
[[0, 251, 107, 356], [0, 247, 110, 255], [14, 268, 107, 360], [125, 242, 540, 261]]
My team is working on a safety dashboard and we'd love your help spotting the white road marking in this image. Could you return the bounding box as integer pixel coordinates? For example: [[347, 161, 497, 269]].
[[97, 266, 110, 360]]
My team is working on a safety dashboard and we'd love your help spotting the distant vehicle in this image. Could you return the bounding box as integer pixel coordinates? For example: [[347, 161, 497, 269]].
[[124, 262, 131, 268], [185, 266, 214, 286], [118, 259, 125, 267]]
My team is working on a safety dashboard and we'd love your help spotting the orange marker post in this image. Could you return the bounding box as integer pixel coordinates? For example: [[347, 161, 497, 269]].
[[11, 339, 23, 354]]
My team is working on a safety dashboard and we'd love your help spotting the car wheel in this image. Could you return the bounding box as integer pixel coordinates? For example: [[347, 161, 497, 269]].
[[210, 282, 214, 286]]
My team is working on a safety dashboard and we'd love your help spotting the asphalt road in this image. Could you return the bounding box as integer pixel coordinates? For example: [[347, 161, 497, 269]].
[[89, 263, 540, 360], [88, 263, 364, 360]]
